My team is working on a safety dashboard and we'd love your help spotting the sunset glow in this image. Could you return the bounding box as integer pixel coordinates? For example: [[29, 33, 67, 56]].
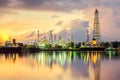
[[0, 33, 9, 41], [0, 0, 120, 42]]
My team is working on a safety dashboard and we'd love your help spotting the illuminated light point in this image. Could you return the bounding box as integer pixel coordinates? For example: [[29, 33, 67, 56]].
[[92, 39, 97, 45]]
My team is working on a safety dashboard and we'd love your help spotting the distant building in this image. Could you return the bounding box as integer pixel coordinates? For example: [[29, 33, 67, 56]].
[[17, 43, 24, 47], [38, 38, 49, 48], [12, 39, 17, 46], [5, 41, 12, 47]]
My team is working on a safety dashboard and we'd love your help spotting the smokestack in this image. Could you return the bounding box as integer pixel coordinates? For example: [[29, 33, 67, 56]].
[[87, 28, 89, 43], [13, 39, 16, 45], [49, 30, 53, 42], [38, 30, 39, 42], [59, 36, 61, 40], [44, 36, 46, 40]]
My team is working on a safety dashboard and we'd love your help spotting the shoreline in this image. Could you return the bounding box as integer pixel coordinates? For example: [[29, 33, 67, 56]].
[[0, 47, 105, 53]]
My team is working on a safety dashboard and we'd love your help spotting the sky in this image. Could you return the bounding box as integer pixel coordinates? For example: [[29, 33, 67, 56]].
[[0, 0, 120, 43]]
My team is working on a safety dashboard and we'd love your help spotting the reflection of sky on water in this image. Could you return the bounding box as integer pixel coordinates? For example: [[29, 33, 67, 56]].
[[0, 51, 120, 80], [70, 58, 89, 79], [101, 59, 120, 80]]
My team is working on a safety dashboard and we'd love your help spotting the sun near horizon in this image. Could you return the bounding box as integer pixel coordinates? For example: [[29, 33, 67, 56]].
[[0, 33, 9, 42]]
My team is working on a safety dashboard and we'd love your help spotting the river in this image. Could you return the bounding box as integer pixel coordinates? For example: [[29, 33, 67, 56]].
[[0, 51, 120, 80]]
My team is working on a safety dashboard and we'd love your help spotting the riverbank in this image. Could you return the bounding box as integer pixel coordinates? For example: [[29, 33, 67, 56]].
[[0, 47, 29, 53], [0, 47, 105, 53]]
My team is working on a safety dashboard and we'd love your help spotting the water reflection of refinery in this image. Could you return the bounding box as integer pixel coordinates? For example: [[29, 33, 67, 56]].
[[31, 51, 101, 68], [0, 51, 101, 80]]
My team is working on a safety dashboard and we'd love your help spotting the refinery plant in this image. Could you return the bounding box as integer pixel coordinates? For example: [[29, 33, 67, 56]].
[[0, 9, 120, 51]]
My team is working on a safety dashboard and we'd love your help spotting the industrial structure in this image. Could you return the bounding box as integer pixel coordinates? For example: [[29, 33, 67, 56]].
[[87, 28, 90, 43], [37, 9, 102, 48], [93, 9, 101, 44], [38, 30, 40, 42], [49, 30, 53, 43], [0, 9, 103, 49]]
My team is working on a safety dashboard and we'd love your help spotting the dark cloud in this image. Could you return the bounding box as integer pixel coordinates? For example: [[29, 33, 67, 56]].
[[19, 0, 44, 9], [0, 0, 14, 16], [82, 21, 89, 27], [56, 21, 63, 26], [0, 0, 10, 7], [70, 19, 89, 28], [51, 15, 59, 19], [58, 29, 68, 41], [25, 31, 36, 38], [12, 0, 92, 12], [58, 19, 89, 42], [102, 0, 120, 9], [69, 19, 89, 42], [17, 0, 120, 12], [0, 0, 120, 12], [1, 0, 120, 14]]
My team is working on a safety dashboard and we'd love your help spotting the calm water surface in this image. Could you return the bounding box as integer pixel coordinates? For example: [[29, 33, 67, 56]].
[[0, 51, 120, 80]]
